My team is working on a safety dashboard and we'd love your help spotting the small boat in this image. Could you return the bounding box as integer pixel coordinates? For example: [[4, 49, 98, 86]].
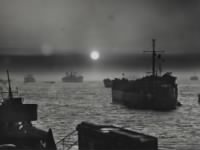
[[62, 72, 83, 83], [111, 39, 180, 111], [24, 74, 36, 83], [0, 70, 57, 150], [190, 76, 198, 81], [103, 78, 112, 88]]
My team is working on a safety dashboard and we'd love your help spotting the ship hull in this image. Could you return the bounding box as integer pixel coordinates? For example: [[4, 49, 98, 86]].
[[62, 78, 83, 82], [24, 80, 35, 83], [111, 75, 179, 111], [112, 90, 177, 110], [0, 127, 56, 150]]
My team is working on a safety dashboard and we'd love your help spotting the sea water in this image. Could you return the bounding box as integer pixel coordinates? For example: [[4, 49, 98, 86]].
[[13, 80, 200, 150]]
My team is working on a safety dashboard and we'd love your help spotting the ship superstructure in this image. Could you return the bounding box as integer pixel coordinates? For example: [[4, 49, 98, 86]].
[[24, 74, 36, 83], [0, 70, 56, 150], [62, 72, 83, 82]]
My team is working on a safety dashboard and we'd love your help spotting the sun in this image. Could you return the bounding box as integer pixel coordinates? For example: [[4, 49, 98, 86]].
[[90, 51, 100, 60]]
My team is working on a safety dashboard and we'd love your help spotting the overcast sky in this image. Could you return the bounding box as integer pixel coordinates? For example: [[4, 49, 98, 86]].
[[0, 0, 200, 80], [0, 0, 199, 55]]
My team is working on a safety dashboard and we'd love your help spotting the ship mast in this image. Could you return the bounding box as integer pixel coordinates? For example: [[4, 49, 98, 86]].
[[6, 70, 13, 99], [152, 39, 156, 76], [145, 39, 164, 77]]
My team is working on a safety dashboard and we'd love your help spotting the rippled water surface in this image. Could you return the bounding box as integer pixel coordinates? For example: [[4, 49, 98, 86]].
[[13, 81, 200, 150]]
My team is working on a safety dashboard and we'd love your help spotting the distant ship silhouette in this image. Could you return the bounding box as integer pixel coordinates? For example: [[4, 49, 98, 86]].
[[190, 76, 198, 81], [24, 74, 36, 83], [62, 72, 83, 82]]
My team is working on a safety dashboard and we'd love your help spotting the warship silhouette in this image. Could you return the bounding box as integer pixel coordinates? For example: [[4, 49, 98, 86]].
[[24, 74, 36, 83], [112, 39, 180, 110], [62, 72, 83, 83], [0, 70, 56, 150]]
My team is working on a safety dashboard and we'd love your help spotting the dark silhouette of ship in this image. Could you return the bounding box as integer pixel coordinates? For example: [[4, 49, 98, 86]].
[[103, 78, 112, 88], [62, 72, 83, 82], [112, 39, 180, 110], [0, 70, 57, 150], [24, 74, 36, 83], [190, 76, 198, 81]]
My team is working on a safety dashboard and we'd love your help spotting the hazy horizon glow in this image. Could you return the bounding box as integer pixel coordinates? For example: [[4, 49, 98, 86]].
[[0, 69, 199, 82], [0, 0, 199, 80]]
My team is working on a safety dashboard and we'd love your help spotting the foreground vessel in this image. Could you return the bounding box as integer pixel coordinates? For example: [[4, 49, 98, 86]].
[[77, 122, 157, 150], [0, 70, 56, 150], [62, 72, 83, 82], [57, 121, 158, 150], [112, 39, 179, 110]]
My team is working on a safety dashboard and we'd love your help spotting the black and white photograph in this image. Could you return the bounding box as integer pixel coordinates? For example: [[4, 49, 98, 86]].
[[0, 0, 199, 149]]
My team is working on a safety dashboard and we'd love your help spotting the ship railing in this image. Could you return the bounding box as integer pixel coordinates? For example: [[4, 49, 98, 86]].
[[0, 87, 19, 98], [56, 130, 78, 150]]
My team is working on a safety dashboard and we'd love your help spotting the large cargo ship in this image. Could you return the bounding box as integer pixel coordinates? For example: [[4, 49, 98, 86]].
[[112, 39, 180, 111], [62, 72, 83, 83]]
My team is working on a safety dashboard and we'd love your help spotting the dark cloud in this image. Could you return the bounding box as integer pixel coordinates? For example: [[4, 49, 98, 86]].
[[0, 0, 200, 55]]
